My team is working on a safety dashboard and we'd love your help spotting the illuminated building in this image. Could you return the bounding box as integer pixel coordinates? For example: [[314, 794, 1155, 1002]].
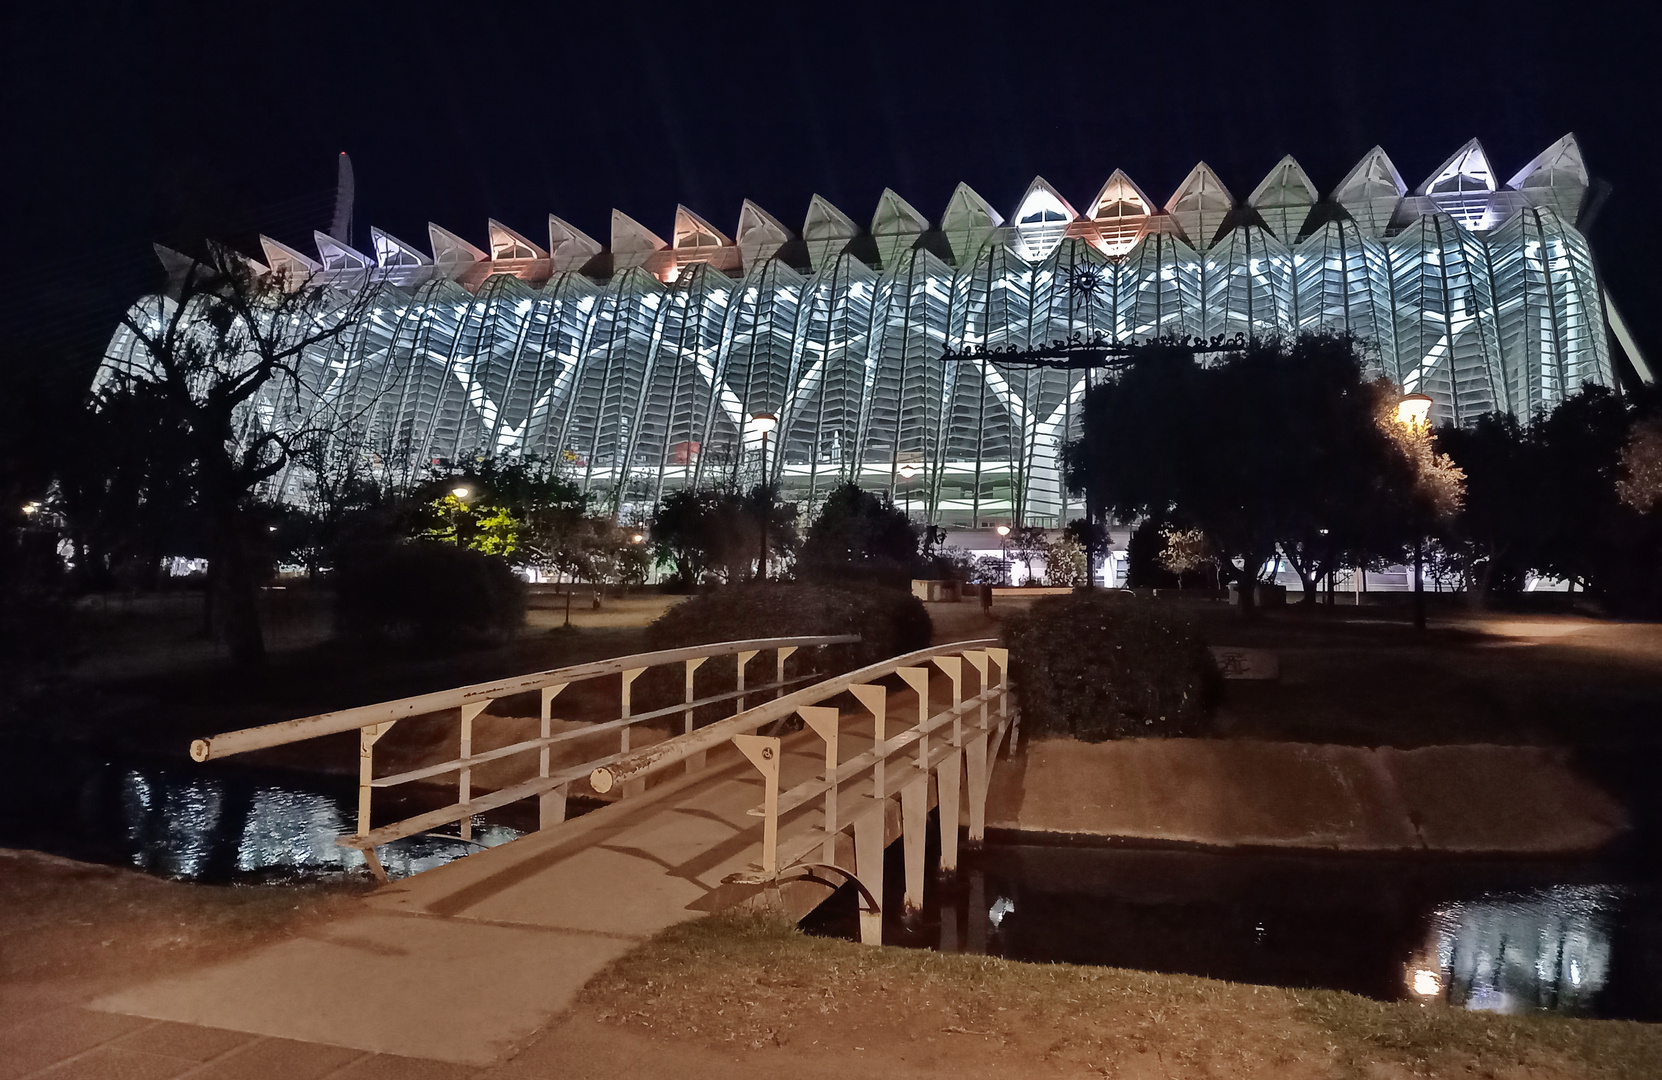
[[100, 135, 1620, 525]]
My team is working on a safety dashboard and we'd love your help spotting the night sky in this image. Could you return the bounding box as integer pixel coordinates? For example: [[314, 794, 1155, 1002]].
[[4, 1, 1660, 391]]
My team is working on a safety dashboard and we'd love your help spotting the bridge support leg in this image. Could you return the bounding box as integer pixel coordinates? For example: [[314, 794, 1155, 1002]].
[[965, 731, 989, 845], [539, 782, 568, 830], [936, 750, 961, 876], [853, 810, 885, 946], [901, 776, 928, 919]]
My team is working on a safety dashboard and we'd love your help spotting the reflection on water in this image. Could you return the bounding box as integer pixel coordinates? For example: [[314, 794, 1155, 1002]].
[[1410, 885, 1616, 1015], [802, 839, 1660, 1021], [1, 744, 524, 883]]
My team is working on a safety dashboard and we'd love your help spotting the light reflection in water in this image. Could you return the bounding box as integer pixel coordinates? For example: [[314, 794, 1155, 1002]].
[[1415, 885, 1616, 1015], [118, 767, 522, 881]]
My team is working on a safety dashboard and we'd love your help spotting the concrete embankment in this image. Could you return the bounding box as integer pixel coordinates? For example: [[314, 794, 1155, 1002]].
[[986, 737, 1626, 853]]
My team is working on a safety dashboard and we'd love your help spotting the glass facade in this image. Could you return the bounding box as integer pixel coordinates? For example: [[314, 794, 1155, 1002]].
[[99, 135, 1610, 526]]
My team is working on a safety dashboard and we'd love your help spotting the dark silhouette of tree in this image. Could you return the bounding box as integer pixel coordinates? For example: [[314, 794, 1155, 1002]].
[[649, 485, 797, 588], [98, 251, 381, 663], [1067, 334, 1441, 614], [797, 482, 918, 584]]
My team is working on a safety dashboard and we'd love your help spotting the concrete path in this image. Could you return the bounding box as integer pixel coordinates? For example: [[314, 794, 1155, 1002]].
[[990, 736, 1627, 852], [85, 712, 900, 1067]]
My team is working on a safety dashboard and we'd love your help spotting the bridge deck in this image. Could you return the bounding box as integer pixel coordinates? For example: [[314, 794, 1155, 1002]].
[[90, 700, 933, 1066]]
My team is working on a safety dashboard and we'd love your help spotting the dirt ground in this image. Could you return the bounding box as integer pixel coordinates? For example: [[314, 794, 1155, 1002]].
[[0, 848, 369, 1025]]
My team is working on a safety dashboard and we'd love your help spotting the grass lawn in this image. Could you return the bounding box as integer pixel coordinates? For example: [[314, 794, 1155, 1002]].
[[581, 913, 1662, 1080]]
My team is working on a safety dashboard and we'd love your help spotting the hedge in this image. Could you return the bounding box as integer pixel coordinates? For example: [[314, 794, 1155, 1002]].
[[334, 541, 525, 645], [1002, 592, 1216, 742], [640, 582, 932, 723]]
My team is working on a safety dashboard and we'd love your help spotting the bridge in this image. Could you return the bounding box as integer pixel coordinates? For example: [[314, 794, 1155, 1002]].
[[94, 636, 1016, 1064]]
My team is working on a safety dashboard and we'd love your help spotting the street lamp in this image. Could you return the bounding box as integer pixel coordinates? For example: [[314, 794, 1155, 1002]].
[[897, 462, 917, 521], [451, 485, 471, 500], [995, 524, 1010, 537], [751, 413, 778, 581], [1396, 393, 1434, 630]]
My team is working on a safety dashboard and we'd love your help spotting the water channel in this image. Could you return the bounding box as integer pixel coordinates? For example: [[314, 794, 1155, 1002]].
[[4, 741, 1657, 1021]]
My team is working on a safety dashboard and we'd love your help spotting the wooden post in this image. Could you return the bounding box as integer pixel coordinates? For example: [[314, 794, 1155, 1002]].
[[854, 809, 884, 946], [799, 706, 840, 863], [897, 666, 931, 768], [458, 701, 488, 842], [987, 646, 1013, 754], [931, 655, 963, 743], [683, 656, 707, 774], [901, 774, 928, 916], [937, 748, 962, 875], [736, 650, 758, 713], [775, 645, 797, 699], [850, 684, 887, 799], [733, 734, 780, 876], [619, 668, 645, 797], [539, 684, 567, 829], [356, 721, 397, 839]]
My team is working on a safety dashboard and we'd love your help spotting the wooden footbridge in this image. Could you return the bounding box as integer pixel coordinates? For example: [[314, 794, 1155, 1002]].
[[188, 635, 1016, 943]]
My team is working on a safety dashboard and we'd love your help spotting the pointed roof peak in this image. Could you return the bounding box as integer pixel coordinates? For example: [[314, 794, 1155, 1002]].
[[1164, 162, 1233, 249], [547, 215, 602, 272], [487, 219, 548, 261], [1016, 175, 1080, 220], [672, 205, 732, 248], [1419, 138, 1496, 195], [803, 194, 859, 271], [313, 230, 372, 272], [611, 209, 668, 257], [1508, 133, 1587, 190], [736, 200, 791, 269], [1090, 169, 1156, 216], [371, 227, 432, 268], [428, 224, 487, 274], [259, 235, 321, 276]]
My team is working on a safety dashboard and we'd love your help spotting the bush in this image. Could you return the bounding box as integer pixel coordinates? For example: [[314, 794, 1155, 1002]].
[[642, 583, 933, 723], [1003, 592, 1217, 742], [334, 541, 525, 645]]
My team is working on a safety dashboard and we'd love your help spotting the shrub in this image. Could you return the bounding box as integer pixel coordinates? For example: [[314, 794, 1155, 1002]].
[[1003, 592, 1216, 742], [334, 541, 525, 645], [642, 582, 933, 723]]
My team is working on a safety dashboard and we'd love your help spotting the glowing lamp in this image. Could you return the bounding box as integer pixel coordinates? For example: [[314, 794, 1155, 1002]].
[[898, 463, 918, 480], [995, 524, 1011, 537], [631, 533, 645, 544], [749, 412, 778, 435], [1410, 968, 1442, 997], [451, 485, 471, 499], [1396, 394, 1434, 428]]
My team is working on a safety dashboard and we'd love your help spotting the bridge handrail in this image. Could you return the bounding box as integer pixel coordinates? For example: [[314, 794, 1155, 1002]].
[[589, 638, 998, 794], [189, 635, 856, 761], [186, 633, 859, 881]]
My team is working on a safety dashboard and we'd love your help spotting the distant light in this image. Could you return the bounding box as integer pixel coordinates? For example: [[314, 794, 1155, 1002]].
[[631, 533, 645, 544], [996, 524, 1010, 537], [21, 501, 40, 515], [1410, 968, 1442, 997], [750, 412, 778, 435], [1396, 394, 1434, 427], [451, 485, 471, 499], [898, 463, 918, 480]]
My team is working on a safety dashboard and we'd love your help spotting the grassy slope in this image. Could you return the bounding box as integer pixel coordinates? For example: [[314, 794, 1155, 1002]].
[[581, 914, 1662, 1080]]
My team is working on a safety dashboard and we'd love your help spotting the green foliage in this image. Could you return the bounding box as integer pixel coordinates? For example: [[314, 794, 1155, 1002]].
[[1041, 533, 1087, 587], [334, 541, 525, 645], [1003, 593, 1216, 742], [649, 486, 799, 588], [798, 482, 919, 585]]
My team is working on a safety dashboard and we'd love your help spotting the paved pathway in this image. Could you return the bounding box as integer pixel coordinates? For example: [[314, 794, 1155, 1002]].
[[73, 708, 903, 1071]]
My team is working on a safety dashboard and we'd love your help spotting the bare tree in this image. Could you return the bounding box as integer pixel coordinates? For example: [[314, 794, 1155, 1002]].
[[103, 250, 382, 664]]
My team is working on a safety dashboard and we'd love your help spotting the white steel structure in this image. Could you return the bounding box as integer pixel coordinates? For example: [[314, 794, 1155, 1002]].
[[100, 135, 1612, 526]]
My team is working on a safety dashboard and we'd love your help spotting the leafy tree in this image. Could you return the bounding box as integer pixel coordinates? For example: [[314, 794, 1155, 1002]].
[[1042, 533, 1087, 586], [1618, 419, 1662, 513], [1067, 334, 1441, 614], [798, 482, 918, 583], [1003, 526, 1051, 585], [649, 485, 798, 587], [1432, 413, 1541, 603]]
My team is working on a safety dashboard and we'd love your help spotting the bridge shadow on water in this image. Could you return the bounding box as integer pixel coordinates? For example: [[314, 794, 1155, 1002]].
[[800, 813, 1662, 1023]]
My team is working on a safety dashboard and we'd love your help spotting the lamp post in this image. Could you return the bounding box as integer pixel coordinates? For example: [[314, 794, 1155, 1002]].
[[448, 484, 471, 546], [897, 462, 917, 522], [751, 413, 778, 581], [1396, 394, 1434, 631]]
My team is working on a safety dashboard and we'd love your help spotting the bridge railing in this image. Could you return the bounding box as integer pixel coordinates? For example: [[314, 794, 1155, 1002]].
[[188, 634, 858, 880], [591, 639, 1011, 943]]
